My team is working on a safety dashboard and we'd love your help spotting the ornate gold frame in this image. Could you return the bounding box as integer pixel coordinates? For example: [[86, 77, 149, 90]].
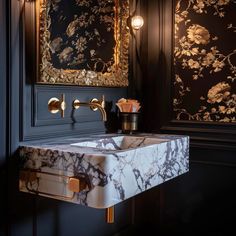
[[36, 0, 129, 87]]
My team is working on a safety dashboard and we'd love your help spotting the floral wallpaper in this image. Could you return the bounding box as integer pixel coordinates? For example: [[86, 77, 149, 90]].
[[174, 0, 236, 122], [49, 0, 115, 72]]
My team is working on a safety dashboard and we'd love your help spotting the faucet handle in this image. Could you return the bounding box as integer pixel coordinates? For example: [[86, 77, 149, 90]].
[[60, 94, 66, 118], [48, 94, 66, 118]]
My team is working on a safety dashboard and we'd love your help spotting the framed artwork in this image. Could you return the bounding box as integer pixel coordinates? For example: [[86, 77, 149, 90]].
[[36, 0, 129, 87]]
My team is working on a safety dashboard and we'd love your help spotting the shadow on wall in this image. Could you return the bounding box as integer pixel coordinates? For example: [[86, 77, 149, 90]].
[[104, 101, 120, 133], [159, 148, 236, 236], [0, 162, 7, 236], [141, 49, 170, 133]]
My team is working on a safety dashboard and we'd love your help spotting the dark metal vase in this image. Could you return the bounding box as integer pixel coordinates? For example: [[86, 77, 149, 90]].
[[119, 112, 139, 134]]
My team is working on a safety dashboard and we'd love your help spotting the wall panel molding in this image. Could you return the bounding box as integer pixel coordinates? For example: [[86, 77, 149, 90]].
[[22, 84, 126, 141], [34, 85, 111, 126], [191, 160, 236, 168]]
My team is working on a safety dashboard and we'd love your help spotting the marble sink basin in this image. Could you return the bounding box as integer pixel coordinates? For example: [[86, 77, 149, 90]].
[[70, 135, 170, 151], [19, 134, 189, 209]]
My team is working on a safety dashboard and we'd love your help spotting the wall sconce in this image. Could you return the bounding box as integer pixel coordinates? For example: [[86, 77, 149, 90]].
[[131, 15, 144, 30], [127, 1, 144, 98], [128, 0, 144, 32]]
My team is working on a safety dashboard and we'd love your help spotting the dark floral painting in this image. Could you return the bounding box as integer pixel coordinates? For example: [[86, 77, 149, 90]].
[[174, 0, 236, 122], [37, 0, 129, 87]]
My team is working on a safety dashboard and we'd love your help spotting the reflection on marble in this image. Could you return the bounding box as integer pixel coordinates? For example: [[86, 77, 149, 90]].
[[19, 133, 189, 208]]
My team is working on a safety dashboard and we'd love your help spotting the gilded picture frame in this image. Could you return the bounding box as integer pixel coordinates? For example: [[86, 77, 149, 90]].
[[36, 0, 129, 87]]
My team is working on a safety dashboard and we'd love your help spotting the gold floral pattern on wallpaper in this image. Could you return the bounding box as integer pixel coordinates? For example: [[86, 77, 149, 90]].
[[174, 0, 236, 122], [49, 0, 115, 71]]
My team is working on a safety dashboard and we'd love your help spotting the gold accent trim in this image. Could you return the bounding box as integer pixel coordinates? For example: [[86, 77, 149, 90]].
[[48, 97, 60, 114], [106, 206, 115, 224], [37, 0, 129, 87], [73, 99, 81, 110], [90, 99, 99, 111], [48, 94, 66, 118], [68, 178, 81, 193]]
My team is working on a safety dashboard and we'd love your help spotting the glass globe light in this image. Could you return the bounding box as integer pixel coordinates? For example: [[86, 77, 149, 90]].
[[131, 15, 144, 30]]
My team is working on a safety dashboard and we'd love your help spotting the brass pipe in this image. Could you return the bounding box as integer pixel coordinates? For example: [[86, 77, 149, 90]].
[[106, 206, 114, 224]]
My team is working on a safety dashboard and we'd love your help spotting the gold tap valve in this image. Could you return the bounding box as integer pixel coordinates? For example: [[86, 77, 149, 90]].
[[48, 94, 66, 118]]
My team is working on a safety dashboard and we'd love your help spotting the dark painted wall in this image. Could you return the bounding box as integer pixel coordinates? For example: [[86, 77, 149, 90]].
[[1, 0, 236, 236], [0, 0, 7, 235], [159, 148, 236, 235]]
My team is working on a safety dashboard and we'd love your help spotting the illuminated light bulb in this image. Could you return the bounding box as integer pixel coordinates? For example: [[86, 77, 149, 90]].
[[131, 15, 144, 30]]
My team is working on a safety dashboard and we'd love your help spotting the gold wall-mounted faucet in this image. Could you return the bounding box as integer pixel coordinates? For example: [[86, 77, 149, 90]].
[[73, 95, 107, 121]]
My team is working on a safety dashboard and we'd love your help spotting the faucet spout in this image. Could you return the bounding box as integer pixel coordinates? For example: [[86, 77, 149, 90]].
[[89, 102, 107, 122], [73, 96, 107, 122]]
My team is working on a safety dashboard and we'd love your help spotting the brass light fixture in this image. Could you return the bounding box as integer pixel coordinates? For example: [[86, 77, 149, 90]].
[[128, 0, 144, 32]]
